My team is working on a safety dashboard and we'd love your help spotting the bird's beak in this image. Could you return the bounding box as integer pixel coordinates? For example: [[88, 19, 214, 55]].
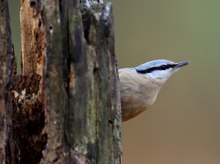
[[174, 61, 189, 69]]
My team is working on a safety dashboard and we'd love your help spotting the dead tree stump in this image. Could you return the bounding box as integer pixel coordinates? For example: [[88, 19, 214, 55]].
[[0, 0, 122, 163]]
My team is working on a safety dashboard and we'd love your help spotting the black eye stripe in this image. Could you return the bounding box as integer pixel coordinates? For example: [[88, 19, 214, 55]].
[[136, 64, 176, 74]]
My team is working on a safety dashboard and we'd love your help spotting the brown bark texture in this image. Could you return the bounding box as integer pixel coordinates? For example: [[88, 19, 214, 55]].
[[2, 0, 122, 163], [0, 0, 16, 163]]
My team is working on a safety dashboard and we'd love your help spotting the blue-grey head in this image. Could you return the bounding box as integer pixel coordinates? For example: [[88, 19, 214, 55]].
[[135, 59, 189, 81]]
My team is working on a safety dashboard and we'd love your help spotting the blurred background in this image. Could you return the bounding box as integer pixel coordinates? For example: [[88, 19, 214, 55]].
[[8, 1, 220, 164]]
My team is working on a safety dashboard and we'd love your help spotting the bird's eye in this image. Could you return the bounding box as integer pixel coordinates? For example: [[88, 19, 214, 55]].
[[160, 65, 167, 70], [160, 64, 175, 70]]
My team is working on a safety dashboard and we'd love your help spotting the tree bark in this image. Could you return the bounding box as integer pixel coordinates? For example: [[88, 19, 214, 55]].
[[0, 0, 16, 163], [3, 0, 122, 163]]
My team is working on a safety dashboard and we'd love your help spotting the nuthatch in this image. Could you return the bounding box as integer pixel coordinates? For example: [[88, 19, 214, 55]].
[[119, 59, 189, 122]]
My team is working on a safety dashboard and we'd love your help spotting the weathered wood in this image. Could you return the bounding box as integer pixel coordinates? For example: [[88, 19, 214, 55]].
[[5, 74, 47, 164], [4, 0, 122, 163], [20, 0, 46, 77], [68, 1, 122, 163], [5, 73, 47, 162], [40, 0, 69, 162], [5, 0, 47, 163], [20, 0, 46, 103], [41, 0, 121, 163], [0, 0, 16, 163]]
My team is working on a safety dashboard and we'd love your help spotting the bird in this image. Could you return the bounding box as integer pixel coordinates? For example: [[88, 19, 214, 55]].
[[119, 59, 189, 122]]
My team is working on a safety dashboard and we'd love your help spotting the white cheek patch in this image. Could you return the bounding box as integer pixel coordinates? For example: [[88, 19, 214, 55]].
[[148, 68, 172, 79]]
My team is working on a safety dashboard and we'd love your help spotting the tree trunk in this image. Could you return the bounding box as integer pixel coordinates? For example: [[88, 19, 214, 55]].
[[2, 0, 122, 163], [0, 0, 16, 163]]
